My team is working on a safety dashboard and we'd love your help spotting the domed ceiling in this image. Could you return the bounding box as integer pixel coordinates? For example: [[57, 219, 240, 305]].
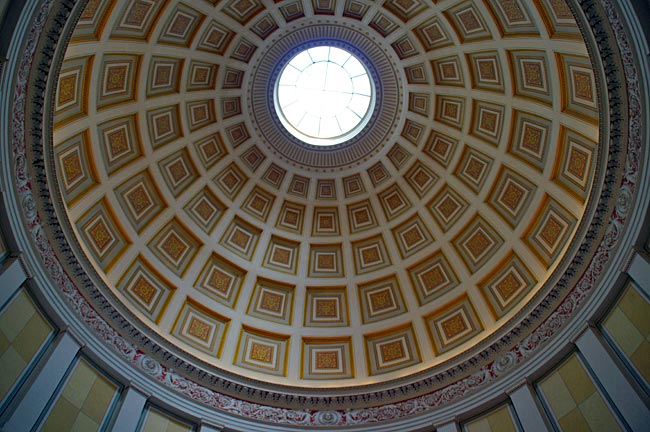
[[51, 0, 601, 390]]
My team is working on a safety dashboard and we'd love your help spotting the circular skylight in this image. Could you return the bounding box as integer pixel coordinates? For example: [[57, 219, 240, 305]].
[[275, 46, 374, 146]]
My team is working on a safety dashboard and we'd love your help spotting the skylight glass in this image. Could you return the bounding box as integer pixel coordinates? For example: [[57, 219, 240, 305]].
[[275, 46, 374, 146]]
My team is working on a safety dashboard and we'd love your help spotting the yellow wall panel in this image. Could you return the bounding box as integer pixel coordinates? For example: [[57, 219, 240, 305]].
[[602, 283, 650, 382], [0, 289, 53, 401], [140, 406, 194, 432], [463, 404, 517, 432], [40, 358, 118, 432], [537, 354, 621, 431]]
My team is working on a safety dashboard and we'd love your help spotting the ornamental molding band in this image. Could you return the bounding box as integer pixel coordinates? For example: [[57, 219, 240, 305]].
[[3, 0, 645, 429]]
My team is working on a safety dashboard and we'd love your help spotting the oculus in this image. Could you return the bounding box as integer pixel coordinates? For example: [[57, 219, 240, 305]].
[[274, 46, 374, 146]]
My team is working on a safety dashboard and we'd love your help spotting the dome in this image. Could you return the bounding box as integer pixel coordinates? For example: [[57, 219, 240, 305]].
[[50, 0, 602, 390], [0, 0, 649, 430]]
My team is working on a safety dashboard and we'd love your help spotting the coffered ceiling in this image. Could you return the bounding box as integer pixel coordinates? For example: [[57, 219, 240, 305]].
[[51, 0, 601, 389]]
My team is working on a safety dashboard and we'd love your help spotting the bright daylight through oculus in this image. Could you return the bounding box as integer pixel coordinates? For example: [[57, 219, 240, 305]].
[[275, 46, 373, 146]]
